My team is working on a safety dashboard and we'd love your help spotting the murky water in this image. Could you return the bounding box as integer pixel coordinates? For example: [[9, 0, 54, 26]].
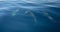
[[0, 0, 60, 32]]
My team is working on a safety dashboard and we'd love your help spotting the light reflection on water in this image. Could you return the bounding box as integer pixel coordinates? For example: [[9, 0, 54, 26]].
[[0, 1, 60, 32]]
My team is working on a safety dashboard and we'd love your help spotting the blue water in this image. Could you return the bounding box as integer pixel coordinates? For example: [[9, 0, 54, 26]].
[[0, 1, 60, 32]]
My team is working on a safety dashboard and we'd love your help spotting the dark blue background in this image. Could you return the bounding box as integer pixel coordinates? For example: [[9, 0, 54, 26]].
[[0, 1, 60, 32]]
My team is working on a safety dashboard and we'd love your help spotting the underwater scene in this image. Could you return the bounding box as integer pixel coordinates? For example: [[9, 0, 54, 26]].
[[0, 0, 60, 32]]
